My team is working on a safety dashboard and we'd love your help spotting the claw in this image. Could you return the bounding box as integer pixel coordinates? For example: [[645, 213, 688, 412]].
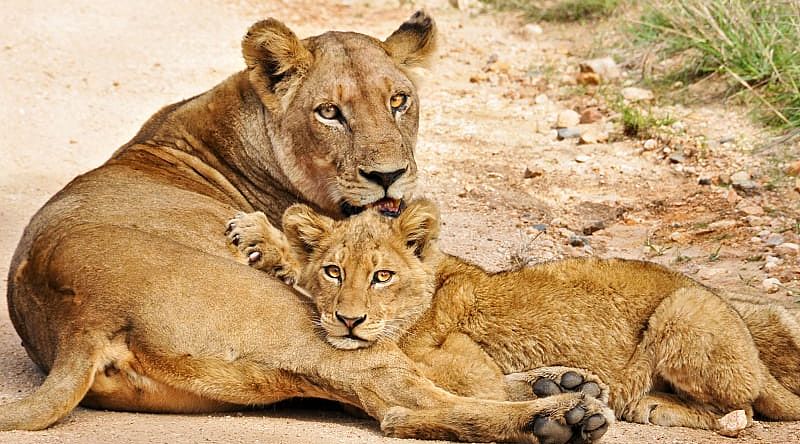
[[248, 251, 262, 263]]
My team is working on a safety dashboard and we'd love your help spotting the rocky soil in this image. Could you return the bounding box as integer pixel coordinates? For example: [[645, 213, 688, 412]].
[[1, 0, 798, 443]]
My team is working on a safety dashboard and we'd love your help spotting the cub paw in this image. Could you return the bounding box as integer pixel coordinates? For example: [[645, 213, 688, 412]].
[[528, 392, 614, 444], [225, 211, 298, 285], [505, 366, 609, 404]]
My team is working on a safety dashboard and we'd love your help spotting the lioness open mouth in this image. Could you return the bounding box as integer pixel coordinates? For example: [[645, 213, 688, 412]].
[[340, 198, 406, 218]]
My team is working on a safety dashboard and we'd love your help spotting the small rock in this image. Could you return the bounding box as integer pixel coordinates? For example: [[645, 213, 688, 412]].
[[733, 180, 759, 195], [725, 189, 742, 204], [556, 109, 581, 128], [568, 235, 589, 247], [643, 139, 657, 150], [698, 177, 712, 185], [486, 172, 504, 179], [671, 121, 686, 132], [579, 57, 620, 80], [762, 277, 781, 293], [737, 202, 764, 216], [794, 177, 800, 193], [716, 173, 732, 185], [524, 167, 544, 179], [730, 171, 751, 184], [621, 87, 654, 102], [534, 93, 550, 105], [764, 256, 782, 270], [744, 215, 767, 226], [717, 410, 748, 437], [578, 131, 599, 145], [786, 160, 800, 176], [775, 242, 800, 255], [557, 127, 581, 140], [574, 154, 591, 163], [765, 234, 785, 247], [669, 231, 687, 242], [532, 223, 548, 232], [579, 107, 603, 124], [708, 220, 737, 231], [582, 220, 605, 235], [719, 136, 736, 144], [668, 153, 685, 164], [521, 23, 544, 38], [576, 72, 601, 86]]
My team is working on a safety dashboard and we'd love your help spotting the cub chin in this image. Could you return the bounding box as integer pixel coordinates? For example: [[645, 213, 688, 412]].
[[226, 199, 800, 437]]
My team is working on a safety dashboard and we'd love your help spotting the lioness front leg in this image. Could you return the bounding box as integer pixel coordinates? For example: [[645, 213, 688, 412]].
[[225, 211, 300, 285], [505, 366, 610, 404]]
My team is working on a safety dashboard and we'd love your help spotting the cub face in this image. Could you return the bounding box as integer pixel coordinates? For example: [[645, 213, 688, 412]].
[[242, 12, 437, 217], [282, 199, 441, 350]]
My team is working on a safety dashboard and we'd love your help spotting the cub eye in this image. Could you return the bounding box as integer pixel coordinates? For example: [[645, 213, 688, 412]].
[[323, 265, 342, 280], [316, 103, 341, 121], [389, 93, 408, 111], [372, 270, 395, 284]]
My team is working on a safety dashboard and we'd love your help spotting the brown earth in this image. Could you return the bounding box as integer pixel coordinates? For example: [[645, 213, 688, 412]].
[[1, 0, 798, 443]]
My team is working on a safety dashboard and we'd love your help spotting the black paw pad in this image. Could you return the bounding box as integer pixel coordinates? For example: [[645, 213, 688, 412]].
[[560, 371, 584, 390], [533, 378, 562, 397], [531, 416, 572, 444]]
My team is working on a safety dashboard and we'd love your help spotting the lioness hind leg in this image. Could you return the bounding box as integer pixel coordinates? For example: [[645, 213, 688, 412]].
[[0, 337, 99, 431], [505, 366, 610, 403], [734, 302, 800, 395]]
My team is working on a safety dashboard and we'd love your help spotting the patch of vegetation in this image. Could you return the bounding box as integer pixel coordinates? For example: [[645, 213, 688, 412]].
[[632, 0, 800, 130], [480, 0, 621, 22], [618, 103, 675, 138]]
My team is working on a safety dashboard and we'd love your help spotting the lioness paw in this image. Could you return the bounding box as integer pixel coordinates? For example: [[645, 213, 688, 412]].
[[506, 366, 609, 404], [528, 392, 614, 444], [225, 211, 299, 284]]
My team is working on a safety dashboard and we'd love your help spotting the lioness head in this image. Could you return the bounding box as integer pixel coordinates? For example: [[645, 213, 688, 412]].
[[242, 11, 437, 218], [282, 199, 441, 350]]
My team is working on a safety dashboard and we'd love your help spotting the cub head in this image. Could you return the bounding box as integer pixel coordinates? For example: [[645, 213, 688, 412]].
[[242, 11, 437, 218], [282, 199, 441, 350]]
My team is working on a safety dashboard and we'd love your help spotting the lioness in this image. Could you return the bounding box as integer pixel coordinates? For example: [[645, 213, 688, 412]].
[[2, 12, 613, 444], [226, 199, 800, 436]]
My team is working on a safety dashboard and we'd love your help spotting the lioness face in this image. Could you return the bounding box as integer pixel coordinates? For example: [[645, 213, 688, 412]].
[[282, 200, 441, 350], [242, 12, 437, 218]]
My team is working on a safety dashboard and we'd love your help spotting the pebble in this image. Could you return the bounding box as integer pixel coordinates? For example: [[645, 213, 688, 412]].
[[576, 72, 601, 86], [621, 87, 654, 102], [743, 215, 767, 226], [762, 277, 781, 293], [765, 234, 785, 247], [522, 23, 544, 38], [717, 173, 732, 185], [532, 223, 548, 232], [582, 220, 605, 235], [524, 167, 544, 179], [708, 220, 736, 231], [557, 127, 581, 140], [786, 160, 800, 176], [737, 201, 764, 215], [534, 93, 550, 104], [698, 177, 712, 185], [579, 57, 620, 80], [775, 242, 800, 255], [717, 410, 748, 437], [579, 107, 603, 124], [669, 231, 687, 242], [764, 255, 782, 270], [578, 131, 599, 145], [643, 139, 657, 150], [569, 235, 589, 247], [574, 154, 591, 163], [733, 180, 759, 194], [668, 153, 685, 164], [556, 109, 581, 128], [730, 171, 751, 184], [671, 121, 686, 132]]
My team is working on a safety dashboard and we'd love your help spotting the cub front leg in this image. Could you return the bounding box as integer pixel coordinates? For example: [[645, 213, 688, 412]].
[[505, 366, 610, 404], [225, 211, 300, 285]]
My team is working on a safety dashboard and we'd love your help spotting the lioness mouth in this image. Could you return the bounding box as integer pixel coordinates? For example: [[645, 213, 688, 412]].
[[340, 198, 406, 218]]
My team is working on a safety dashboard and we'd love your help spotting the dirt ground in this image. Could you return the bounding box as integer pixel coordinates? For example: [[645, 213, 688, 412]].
[[1, 0, 799, 443]]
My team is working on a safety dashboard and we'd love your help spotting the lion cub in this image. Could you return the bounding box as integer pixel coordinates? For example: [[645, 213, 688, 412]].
[[227, 199, 800, 436]]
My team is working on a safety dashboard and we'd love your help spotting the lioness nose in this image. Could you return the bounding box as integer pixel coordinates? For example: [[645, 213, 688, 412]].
[[335, 312, 367, 329], [359, 168, 406, 190]]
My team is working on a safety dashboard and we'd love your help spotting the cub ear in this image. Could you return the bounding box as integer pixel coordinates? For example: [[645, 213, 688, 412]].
[[282, 204, 334, 257], [394, 199, 440, 259], [383, 10, 438, 70], [242, 19, 313, 85]]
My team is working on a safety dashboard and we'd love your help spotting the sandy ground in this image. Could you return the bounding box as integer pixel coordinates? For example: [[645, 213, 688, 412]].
[[1, 0, 799, 443]]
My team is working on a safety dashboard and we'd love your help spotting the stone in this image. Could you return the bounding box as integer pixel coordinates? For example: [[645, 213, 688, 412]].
[[762, 277, 781, 293], [568, 235, 589, 247], [668, 153, 685, 164], [556, 109, 581, 128], [621, 87, 654, 102], [717, 410, 748, 437], [795, 177, 800, 193], [582, 220, 605, 235], [765, 234, 785, 247], [669, 231, 687, 242], [524, 167, 544, 179], [532, 223, 548, 232], [730, 171, 751, 184], [574, 154, 591, 163], [576, 72, 601, 86], [522, 23, 543, 38], [579, 57, 620, 80], [579, 107, 603, 124], [733, 180, 759, 195], [786, 160, 800, 176], [717, 173, 732, 185], [643, 139, 657, 150], [698, 177, 712, 185], [764, 255, 782, 270], [708, 220, 737, 231], [557, 127, 581, 140], [775, 243, 800, 255], [534, 93, 550, 104], [725, 189, 742, 204], [578, 131, 599, 145], [737, 200, 764, 215]]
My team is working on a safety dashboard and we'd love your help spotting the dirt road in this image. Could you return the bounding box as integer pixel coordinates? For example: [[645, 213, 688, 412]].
[[1, 0, 798, 442]]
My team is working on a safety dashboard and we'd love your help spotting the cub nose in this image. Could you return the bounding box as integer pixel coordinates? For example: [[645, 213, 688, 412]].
[[335, 312, 367, 329], [359, 168, 407, 191]]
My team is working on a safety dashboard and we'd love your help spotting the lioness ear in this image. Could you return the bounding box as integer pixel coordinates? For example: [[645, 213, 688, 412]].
[[242, 19, 313, 86], [383, 10, 437, 70], [394, 199, 440, 259], [282, 204, 334, 257]]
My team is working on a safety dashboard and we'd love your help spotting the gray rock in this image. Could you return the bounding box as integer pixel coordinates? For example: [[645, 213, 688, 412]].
[[669, 153, 685, 164], [532, 224, 548, 232], [557, 127, 581, 140], [621, 87, 654, 102], [733, 180, 759, 194], [569, 235, 589, 247], [582, 220, 605, 235], [731, 171, 751, 184], [765, 234, 785, 247]]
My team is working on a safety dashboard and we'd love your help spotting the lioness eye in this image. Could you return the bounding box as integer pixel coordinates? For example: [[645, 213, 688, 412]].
[[316, 103, 341, 121], [324, 265, 342, 280], [372, 270, 394, 284], [389, 93, 408, 111]]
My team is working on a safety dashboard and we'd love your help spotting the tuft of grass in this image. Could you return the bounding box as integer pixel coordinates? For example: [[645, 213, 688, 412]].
[[632, 0, 800, 130], [480, 0, 621, 22], [619, 103, 675, 138]]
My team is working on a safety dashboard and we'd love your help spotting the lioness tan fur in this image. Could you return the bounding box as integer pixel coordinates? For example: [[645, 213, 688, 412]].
[[2, 12, 616, 444], [227, 199, 800, 437]]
